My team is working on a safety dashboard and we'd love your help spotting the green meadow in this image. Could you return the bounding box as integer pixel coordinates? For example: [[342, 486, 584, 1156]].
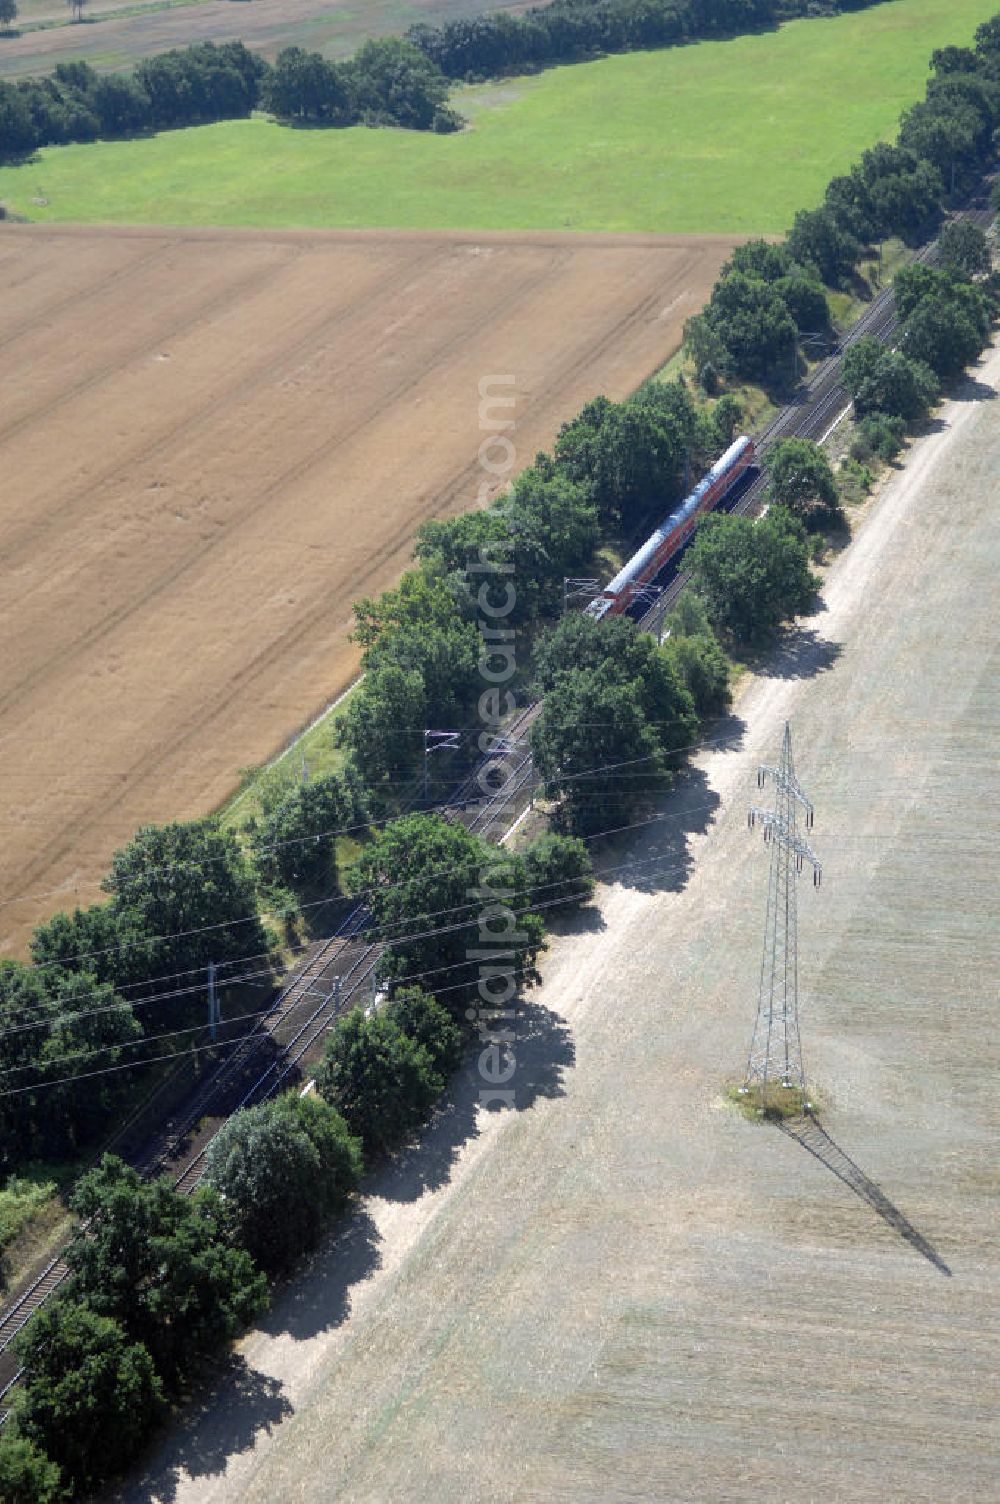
[[0, 0, 996, 231]]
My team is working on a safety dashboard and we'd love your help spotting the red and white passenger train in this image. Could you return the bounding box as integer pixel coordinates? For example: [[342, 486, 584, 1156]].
[[584, 434, 755, 622]]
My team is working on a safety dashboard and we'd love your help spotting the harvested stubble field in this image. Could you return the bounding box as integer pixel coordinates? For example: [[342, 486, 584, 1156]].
[[0, 222, 741, 955], [0, 0, 530, 80], [118, 350, 999, 1503]]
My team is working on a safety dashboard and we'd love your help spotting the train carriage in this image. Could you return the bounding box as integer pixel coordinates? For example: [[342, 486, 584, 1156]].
[[585, 434, 755, 622]]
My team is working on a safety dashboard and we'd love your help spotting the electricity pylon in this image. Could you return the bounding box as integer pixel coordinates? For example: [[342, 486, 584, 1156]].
[[743, 722, 822, 1100]]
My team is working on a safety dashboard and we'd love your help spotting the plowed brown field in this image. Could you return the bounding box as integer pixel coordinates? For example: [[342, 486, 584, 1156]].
[[0, 223, 742, 955]]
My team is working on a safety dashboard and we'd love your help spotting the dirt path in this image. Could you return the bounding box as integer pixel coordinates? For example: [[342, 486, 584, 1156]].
[[120, 347, 1000, 1504], [0, 225, 740, 956]]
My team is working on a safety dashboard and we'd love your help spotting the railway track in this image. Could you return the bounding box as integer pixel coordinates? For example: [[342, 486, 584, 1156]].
[[0, 704, 540, 1410], [0, 910, 378, 1411], [639, 199, 996, 635], [0, 1256, 71, 1371], [0, 195, 993, 1423]]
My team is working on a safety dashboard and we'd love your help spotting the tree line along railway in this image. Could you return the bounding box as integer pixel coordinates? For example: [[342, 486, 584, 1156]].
[[0, 191, 995, 1424]]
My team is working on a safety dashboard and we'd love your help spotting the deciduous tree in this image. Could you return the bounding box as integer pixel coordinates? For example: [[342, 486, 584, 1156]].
[[249, 768, 364, 893], [937, 218, 991, 278], [841, 335, 938, 421], [264, 47, 353, 122], [786, 206, 861, 286], [522, 832, 595, 915], [900, 291, 987, 380], [338, 663, 427, 785], [66, 1156, 267, 1389], [317, 1006, 444, 1157], [767, 437, 842, 529], [0, 1434, 62, 1503], [700, 272, 798, 383], [531, 665, 666, 834], [686, 506, 816, 646], [103, 819, 268, 1004], [387, 986, 465, 1075], [347, 814, 544, 1007], [16, 1302, 162, 1494], [204, 1093, 361, 1274]]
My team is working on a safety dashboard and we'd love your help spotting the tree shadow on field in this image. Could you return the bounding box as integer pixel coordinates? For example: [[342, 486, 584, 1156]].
[[911, 413, 949, 439], [602, 717, 746, 895], [547, 903, 607, 937], [257, 1206, 382, 1343], [753, 624, 842, 682], [121, 1357, 293, 1504], [375, 995, 575, 1208], [779, 1115, 951, 1276], [950, 373, 997, 403]]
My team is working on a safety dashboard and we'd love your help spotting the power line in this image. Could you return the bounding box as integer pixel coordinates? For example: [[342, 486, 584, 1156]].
[[0, 718, 753, 923], [0, 865, 675, 1100], [2, 751, 974, 1037], [0, 805, 696, 1040], [6, 731, 739, 988]]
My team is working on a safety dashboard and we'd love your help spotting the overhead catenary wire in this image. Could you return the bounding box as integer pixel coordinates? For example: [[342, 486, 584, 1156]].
[[0, 858, 688, 1100], [0, 800, 705, 1040], [0, 755, 966, 1036], [0, 839, 692, 1078], [5, 728, 747, 990], [2, 820, 738, 1087], [0, 718, 743, 917]]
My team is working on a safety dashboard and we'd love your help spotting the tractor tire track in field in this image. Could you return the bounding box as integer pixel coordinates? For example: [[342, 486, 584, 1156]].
[[0, 246, 292, 451], [0, 247, 577, 902], [0, 238, 178, 356], [0, 241, 443, 599], [0, 227, 743, 950], [0, 246, 568, 732]]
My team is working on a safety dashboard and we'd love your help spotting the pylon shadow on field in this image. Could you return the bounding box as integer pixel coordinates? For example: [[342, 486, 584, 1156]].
[[779, 1115, 952, 1276], [120, 1356, 293, 1504]]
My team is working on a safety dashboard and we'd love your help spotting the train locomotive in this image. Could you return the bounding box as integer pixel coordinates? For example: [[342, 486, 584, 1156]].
[[584, 433, 755, 622]]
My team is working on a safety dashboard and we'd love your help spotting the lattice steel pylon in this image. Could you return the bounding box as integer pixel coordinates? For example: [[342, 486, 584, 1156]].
[[743, 722, 822, 1099]]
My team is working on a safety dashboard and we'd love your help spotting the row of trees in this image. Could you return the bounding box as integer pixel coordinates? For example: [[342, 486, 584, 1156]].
[[0, 810, 599, 1493], [335, 376, 749, 798], [2, 0, 994, 1355], [0, 36, 458, 162], [1, 1154, 269, 1495], [0, 818, 573, 1497], [1, 1085, 363, 1496], [840, 235, 997, 460], [1, 17, 996, 1497], [336, 353, 832, 838], [406, 0, 883, 82], [0, 0, 914, 162], [8, 19, 995, 1174], [265, 39, 461, 131], [0, 759, 368, 1168], [685, 18, 1000, 387], [0, 45, 266, 157]]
